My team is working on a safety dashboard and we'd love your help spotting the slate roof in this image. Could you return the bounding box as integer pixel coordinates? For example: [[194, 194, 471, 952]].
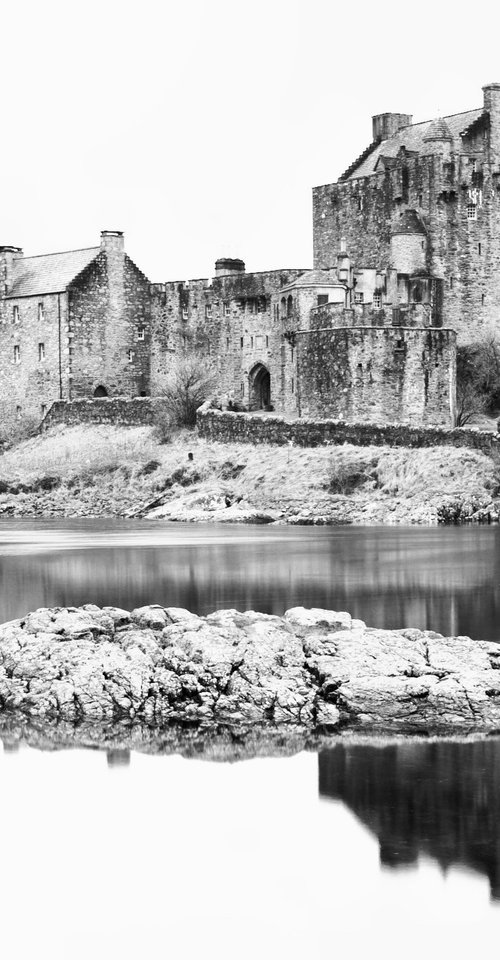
[[347, 108, 483, 179], [281, 268, 343, 292], [6, 246, 100, 298]]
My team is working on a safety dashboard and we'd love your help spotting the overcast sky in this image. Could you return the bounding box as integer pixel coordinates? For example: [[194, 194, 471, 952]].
[[2, 0, 500, 281]]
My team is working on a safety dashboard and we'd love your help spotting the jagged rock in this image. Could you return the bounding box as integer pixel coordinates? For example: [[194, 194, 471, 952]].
[[1, 605, 500, 732]]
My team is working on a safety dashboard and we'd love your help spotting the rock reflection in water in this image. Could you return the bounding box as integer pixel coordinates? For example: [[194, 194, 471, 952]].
[[319, 739, 500, 900]]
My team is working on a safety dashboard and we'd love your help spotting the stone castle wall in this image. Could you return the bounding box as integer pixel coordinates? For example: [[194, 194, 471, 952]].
[[0, 290, 68, 431], [40, 397, 169, 430], [313, 146, 500, 344], [197, 406, 500, 454], [295, 326, 456, 426], [69, 250, 152, 399], [150, 268, 303, 413]]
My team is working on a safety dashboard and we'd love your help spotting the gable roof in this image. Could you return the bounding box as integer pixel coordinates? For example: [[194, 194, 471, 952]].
[[6, 246, 100, 298], [347, 107, 483, 179]]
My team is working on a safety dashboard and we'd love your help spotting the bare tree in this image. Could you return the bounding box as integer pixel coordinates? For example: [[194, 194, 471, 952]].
[[159, 356, 216, 427]]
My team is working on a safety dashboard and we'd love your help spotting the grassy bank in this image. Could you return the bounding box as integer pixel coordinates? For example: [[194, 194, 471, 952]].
[[0, 424, 498, 524]]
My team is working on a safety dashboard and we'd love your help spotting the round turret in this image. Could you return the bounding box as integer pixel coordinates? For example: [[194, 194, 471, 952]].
[[391, 210, 427, 273]]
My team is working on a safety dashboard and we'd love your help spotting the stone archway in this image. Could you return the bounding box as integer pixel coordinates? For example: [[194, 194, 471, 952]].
[[249, 363, 271, 410], [94, 385, 108, 398]]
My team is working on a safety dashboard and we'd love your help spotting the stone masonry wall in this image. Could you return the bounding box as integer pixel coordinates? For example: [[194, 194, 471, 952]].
[[0, 291, 68, 431], [150, 268, 304, 413], [68, 251, 151, 399], [40, 397, 170, 431], [313, 144, 500, 345], [197, 407, 500, 455], [296, 326, 456, 426]]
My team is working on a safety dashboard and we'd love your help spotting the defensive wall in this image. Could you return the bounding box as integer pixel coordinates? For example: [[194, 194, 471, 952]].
[[40, 397, 168, 430], [196, 406, 500, 454]]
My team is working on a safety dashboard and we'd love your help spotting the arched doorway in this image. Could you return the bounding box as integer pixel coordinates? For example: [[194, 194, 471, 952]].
[[249, 363, 271, 410], [94, 385, 108, 398]]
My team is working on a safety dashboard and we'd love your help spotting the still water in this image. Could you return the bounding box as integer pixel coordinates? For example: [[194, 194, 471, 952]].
[[0, 520, 499, 957], [0, 518, 500, 639]]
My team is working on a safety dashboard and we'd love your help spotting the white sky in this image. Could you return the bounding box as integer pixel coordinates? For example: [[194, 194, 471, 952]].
[[2, 0, 500, 281]]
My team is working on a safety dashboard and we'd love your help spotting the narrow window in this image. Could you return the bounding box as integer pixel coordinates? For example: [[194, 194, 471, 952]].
[[41, 404, 47, 418], [137, 326, 145, 341], [38, 303, 45, 322], [182, 305, 188, 320], [127, 349, 135, 363], [182, 334, 187, 347], [226, 336, 230, 350], [373, 292, 382, 308], [418, 193, 423, 206], [291, 347, 294, 363], [205, 304, 212, 319], [291, 377, 294, 393], [13, 345, 20, 363], [280, 297, 287, 318], [482, 293, 486, 306], [450, 277, 454, 289], [421, 241, 425, 250], [258, 298, 265, 313], [354, 292, 364, 305], [38, 342, 45, 361], [16, 405, 22, 419], [287, 295, 293, 317], [240, 336, 244, 348], [241, 382, 244, 396], [251, 336, 254, 349], [12, 305, 19, 324], [266, 335, 269, 348], [471, 159, 477, 174], [223, 302, 230, 316], [478, 242, 482, 255], [467, 203, 477, 220]]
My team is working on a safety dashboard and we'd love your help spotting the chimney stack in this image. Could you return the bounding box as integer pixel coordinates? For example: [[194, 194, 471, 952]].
[[483, 83, 500, 167], [214, 258, 245, 278], [0, 245, 23, 295], [372, 113, 412, 142]]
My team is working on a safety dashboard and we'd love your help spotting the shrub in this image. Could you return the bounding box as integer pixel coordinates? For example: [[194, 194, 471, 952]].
[[327, 452, 379, 494], [456, 335, 500, 426], [158, 357, 216, 428]]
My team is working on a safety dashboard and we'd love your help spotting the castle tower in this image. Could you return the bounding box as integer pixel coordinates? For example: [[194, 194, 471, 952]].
[[422, 117, 453, 158], [0, 245, 23, 295], [390, 210, 427, 274]]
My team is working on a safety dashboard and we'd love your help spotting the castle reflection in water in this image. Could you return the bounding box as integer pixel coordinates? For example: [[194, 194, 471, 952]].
[[319, 739, 500, 901]]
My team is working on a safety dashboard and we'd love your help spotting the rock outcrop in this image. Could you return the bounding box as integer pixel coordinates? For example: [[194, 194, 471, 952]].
[[1, 604, 500, 732]]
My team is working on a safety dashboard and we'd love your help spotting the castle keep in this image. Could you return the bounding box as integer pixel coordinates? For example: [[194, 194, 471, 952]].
[[6, 82, 499, 432]]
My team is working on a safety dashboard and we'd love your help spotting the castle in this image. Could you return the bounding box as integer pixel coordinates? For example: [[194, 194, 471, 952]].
[[3, 82, 498, 433]]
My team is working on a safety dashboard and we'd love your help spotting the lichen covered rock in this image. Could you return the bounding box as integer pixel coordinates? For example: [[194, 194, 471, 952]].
[[1, 604, 500, 732]]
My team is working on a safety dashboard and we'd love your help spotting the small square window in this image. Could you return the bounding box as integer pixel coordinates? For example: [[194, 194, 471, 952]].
[[12, 306, 19, 324], [354, 292, 364, 305], [317, 294, 329, 306], [38, 342, 45, 361]]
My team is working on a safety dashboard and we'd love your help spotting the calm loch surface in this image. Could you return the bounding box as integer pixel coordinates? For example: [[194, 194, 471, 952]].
[[0, 520, 499, 957]]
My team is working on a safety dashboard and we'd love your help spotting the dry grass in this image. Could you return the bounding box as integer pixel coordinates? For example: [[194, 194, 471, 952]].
[[0, 425, 498, 520]]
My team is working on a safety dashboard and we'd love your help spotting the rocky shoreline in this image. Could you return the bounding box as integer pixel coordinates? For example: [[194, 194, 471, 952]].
[[1, 604, 500, 734]]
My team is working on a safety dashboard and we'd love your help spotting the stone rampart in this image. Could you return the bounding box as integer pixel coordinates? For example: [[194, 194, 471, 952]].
[[40, 397, 168, 430], [197, 406, 500, 454]]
